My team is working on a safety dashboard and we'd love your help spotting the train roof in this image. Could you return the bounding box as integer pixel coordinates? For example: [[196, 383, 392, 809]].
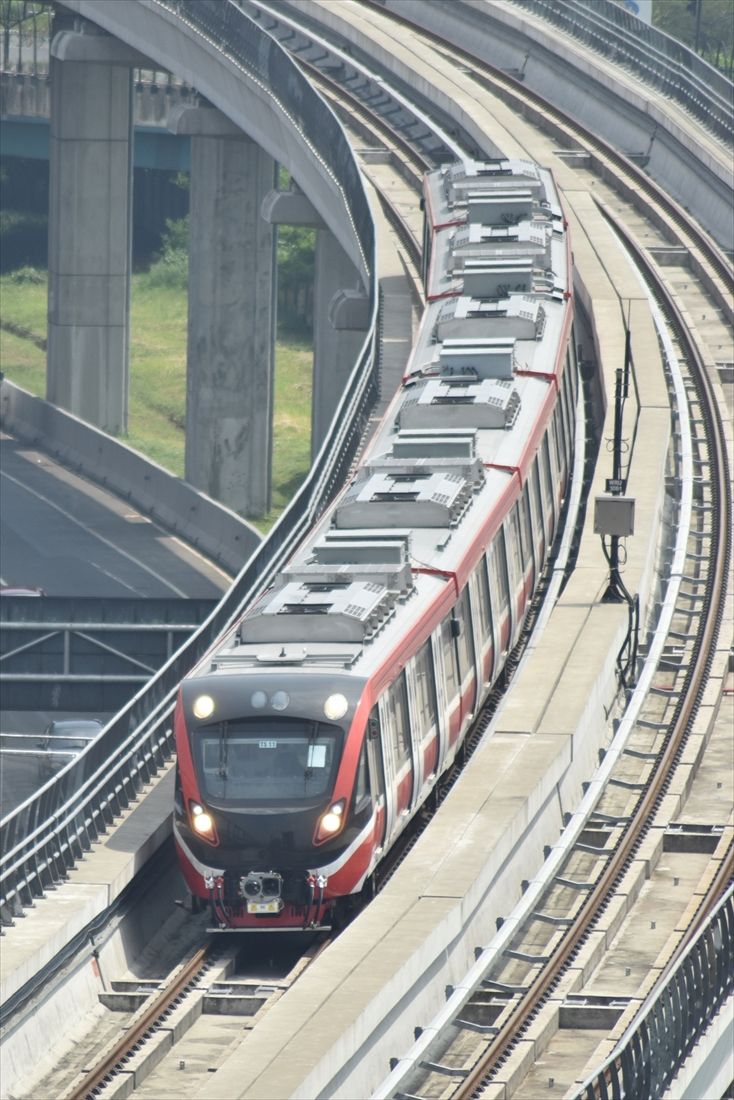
[[200, 160, 573, 690]]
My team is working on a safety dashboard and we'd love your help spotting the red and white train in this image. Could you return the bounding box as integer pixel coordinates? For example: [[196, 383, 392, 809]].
[[173, 158, 577, 929]]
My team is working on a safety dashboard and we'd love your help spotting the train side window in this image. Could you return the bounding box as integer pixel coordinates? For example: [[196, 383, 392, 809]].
[[560, 377, 573, 465], [455, 588, 475, 681], [552, 405, 564, 474], [473, 556, 491, 635], [388, 673, 411, 766], [487, 533, 510, 619], [367, 704, 387, 795], [541, 437, 554, 515], [440, 616, 459, 699], [530, 464, 544, 542], [539, 433, 556, 528], [570, 347, 579, 407], [505, 508, 523, 585], [519, 485, 534, 565], [562, 358, 575, 434], [353, 738, 370, 807], [414, 641, 438, 738]]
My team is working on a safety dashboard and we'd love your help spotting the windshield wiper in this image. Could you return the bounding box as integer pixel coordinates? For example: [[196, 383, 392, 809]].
[[218, 721, 229, 780]]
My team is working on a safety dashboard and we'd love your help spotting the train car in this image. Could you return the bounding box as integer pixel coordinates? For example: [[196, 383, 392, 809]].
[[173, 158, 577, 930]]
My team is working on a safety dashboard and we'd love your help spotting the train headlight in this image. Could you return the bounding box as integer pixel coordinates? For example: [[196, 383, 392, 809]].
[[315, 798, 346, 843], [271, 690, 290, 711], [323, 693, 348, 721], [192, 694, 215, 720], [190, 801, 215, 839], [251, 691, 267, 709]]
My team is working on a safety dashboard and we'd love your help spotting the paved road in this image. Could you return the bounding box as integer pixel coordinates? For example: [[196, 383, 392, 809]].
[[0, 433, 231, 598], [0, 431, 234, 815]]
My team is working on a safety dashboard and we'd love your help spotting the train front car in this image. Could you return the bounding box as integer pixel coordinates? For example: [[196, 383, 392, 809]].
[[173, 665, 372, 930]]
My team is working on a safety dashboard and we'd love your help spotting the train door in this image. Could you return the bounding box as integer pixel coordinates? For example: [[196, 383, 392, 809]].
[[453, 587, 477, 734], [365, 706, 389, 857], [529, 462, 546, 569], [519, 484, 536, 608], [487, 533, 511, 668], [551, 405, 567, 506], [410, 640, 440, 792], [431, 627, 451, 773], [504, 508, 525, 647], [438, 615, 462, 748], [470, 556, 495, 693], [381, 673, 414, 825], [539, 436, 557, 546]]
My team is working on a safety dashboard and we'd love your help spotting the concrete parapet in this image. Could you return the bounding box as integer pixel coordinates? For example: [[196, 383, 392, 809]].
[[312, 230, 369, 457], [0, 378, 261, 575]]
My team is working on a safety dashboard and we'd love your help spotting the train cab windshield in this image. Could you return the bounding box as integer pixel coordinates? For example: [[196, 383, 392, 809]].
[[194, 717, 343, 806]]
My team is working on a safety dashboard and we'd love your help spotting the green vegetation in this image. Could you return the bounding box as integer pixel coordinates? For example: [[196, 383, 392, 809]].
[[0, 267, 313, 532], [0, 1, 51, 70], [143, 213, 316, 331], [653, 0, 734, 73], [143, 215, 190, 290]]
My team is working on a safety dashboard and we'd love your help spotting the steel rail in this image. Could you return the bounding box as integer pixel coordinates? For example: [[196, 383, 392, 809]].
[[452, 205, 731, 1100], [67, 932, 335, 1100], [70, 943, 211, 1100], [363, 0, 734, 309], [189, 5, 730, 1091], [298, 66, 428, 271]]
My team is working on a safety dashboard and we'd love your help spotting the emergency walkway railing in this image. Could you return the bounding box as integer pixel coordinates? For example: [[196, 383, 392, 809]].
[[0, 0, 377, 926], [516, 0, 734, 145], [575, 882, 734, 1099]]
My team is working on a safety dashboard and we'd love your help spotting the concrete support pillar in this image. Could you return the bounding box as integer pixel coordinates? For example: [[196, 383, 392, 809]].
[[261, 187, 369, 461], [47, 30, 142, 432], [170, 105, 276, 518], [312, 230, 369, 458]]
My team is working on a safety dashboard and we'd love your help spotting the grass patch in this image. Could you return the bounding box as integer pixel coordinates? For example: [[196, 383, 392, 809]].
[[0, 326, 46, 392], [0, 269, 313, 531], [268, 339, 312, 532]]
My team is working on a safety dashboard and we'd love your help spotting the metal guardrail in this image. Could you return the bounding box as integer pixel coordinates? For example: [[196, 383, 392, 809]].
[[0, 597, 217, 711], [515, 0, 734, 145], [0, 0, 377, 925], [575, 883, 734, 1099]]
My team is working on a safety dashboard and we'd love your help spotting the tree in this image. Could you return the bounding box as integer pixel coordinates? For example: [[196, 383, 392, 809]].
[[0, 1, 50, 71], [654, 0, 734, 70]]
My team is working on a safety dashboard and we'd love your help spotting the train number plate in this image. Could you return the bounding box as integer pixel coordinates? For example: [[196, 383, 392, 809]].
[[246, 899, 283, 914]]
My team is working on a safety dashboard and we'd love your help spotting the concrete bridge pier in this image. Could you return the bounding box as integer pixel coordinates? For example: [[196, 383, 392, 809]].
[[47, 27, 148, 432], [313, 229, 370, 458], [169, 104, 276, 519], [262, 188, 369, 460]]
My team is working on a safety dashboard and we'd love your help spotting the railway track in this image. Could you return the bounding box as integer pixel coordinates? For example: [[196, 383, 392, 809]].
[[37, 917, 330, 1100], [238, 3, 732, 1094], [376, 209, 731, 1098]]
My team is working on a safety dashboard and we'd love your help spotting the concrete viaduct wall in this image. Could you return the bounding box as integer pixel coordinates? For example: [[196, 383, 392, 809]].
[[44, 0, 373, 518], [0, 376, 262, 575]]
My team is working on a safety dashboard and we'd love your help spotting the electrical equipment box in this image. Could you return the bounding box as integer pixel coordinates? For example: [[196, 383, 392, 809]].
[[594, 495, 635, 537]]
